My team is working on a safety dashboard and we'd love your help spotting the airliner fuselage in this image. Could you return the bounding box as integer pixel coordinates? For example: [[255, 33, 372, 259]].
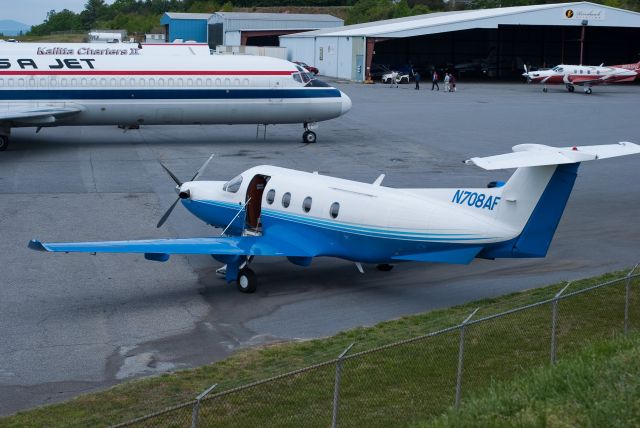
[[0, 54, 352, 150]]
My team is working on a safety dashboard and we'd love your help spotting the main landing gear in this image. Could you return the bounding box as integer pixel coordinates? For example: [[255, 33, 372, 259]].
[[302, 122, 317, 144], [566, 84, 575, 93], [0, 128, 10, 151], [0, 135, 8, 152], [237, 267, 257, 293]]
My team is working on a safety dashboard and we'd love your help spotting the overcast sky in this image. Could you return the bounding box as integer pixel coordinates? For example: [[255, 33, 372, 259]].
[[5, 0, 116, 26]]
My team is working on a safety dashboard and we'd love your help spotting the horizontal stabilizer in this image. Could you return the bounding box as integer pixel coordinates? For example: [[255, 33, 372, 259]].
[[392, 246, 482, 264], [466, 142, 640, 170]]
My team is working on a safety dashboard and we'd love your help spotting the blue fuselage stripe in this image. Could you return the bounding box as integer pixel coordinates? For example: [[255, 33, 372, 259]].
[[0, 88, 342, 101]]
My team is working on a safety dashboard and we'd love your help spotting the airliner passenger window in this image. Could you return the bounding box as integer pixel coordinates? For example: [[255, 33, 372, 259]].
[[222, 175, 243, 193], [111, 78, 116, 86], [149, 78, 155, 86], [187, 78, 193, 86], [206, 78, 212, 86], [243, 78, 249, 86], [266, 189, 275, 204], [215, 78, 221, 86], [0, 79, 3, 86], [282, 192, 291, 208], [234, 78, 240, 86], [303, 197, 312, 213], [91, 78, 97, 86], [197, 78, 203, 86], [224, 78, 230, 86], [168, 78, 174, 86], [18, 78, 25, 86], [330, 202, 340, 219]]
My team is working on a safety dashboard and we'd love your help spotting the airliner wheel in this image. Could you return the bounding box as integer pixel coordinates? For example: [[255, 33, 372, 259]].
[[376, 264, 394, 272], [303, 130, 317, 144], [0, 136, 8, 152], [237, 267, 257, 293]]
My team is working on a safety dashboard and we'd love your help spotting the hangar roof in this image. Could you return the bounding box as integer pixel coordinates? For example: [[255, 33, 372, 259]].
[[212, 12, 342, 22], [162, 12, 212, 21], [282, 2, 640, 39]]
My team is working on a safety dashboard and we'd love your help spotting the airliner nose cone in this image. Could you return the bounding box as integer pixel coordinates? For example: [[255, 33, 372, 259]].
[[340, 91, 352, 115]]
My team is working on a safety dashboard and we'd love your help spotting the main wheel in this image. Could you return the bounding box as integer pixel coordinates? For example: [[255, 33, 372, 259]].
[[567, 85, 575, 93], [376, 264, 394, 272], [302, 130, 317, 144], [0, 135, 8, 152], [542, 87, 548, 93], [237, 267, 257, 293]]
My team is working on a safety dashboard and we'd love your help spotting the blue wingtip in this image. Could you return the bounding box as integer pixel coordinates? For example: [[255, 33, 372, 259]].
[[28, 240, 47, 252]]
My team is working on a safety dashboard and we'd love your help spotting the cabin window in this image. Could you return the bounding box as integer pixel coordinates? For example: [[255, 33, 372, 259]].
[[282, 192, 291, 208], [196, 78, 203, 86], [110, 78, 116, 86], [330, 202, 340, 219], [139, 78, 146, 86], [266, 189, 275, 204], [168, 78, 174, 86], [580, 69, 583, 74], [187, 78, 193, 86], [224, 78, 230, 86], [222, 175, 243, 193], [206, 78, 212, 86], [149, 78, 155, 86], [234, 78, 240, 86], [587, 70, 591, 75], [37, 78, 44, 86], [243, 78, 249, 86], [0, 78, 3, 86], [303, 197, 312, 213], [215, 78, 221, 86], [18, 78, 25, 86], [178, 78, 184, 86], [8, 78, 14, 87]]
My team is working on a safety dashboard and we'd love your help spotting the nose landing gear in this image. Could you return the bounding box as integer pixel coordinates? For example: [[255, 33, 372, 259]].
[[302, 122, 317, 144], [584, 87, 592, 94]]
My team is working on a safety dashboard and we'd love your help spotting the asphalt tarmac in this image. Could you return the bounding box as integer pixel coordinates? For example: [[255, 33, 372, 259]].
[[1, 82, 639, 415]]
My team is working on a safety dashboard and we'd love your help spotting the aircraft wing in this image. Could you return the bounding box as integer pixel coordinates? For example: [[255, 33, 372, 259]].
[[28, 236, 313, 259], [0, 106, 83, 126], [567, 76, 607, 86]]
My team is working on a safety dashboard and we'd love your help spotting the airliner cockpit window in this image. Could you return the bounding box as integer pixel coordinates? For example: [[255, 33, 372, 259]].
[[305, 79, 330, 87], [292, 73, 303, 83], [223, 175, 243, 193]]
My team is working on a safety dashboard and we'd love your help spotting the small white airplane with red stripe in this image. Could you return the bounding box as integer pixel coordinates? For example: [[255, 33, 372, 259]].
[[0, 51, 352, 151], [522, 61, 638, 94]]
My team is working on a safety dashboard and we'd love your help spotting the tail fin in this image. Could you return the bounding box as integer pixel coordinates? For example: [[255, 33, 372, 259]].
[[468, 142, 640, 259]]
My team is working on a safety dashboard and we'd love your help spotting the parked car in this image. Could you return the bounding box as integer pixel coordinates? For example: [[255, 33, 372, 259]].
[[381, 71, 410, 84], [293, 61, 318, 75]]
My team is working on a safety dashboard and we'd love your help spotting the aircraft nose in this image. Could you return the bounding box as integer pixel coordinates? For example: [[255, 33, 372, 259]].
[[340, 91, 352, 115]]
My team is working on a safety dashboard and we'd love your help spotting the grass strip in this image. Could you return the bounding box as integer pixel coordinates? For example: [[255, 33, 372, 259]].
[[1, 269, 638, 427], [422, 333, 640, 428]]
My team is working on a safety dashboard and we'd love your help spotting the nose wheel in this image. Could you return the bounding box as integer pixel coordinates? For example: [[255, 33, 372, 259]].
[[302, 130, 317, 144], [584, 87, 592, 94], [302, 122, 317, 144]]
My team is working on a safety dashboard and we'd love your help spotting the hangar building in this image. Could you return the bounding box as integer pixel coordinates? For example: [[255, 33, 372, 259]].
[[161, 12, 343, 48], [280, 2, 640, 82]]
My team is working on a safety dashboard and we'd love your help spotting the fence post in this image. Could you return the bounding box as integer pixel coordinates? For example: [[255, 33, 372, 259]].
[[455, 307, 480, 409], [624, 263, 640, 336], [550, 281, 572, 365], [332, 342, 355, 428], [191, 383, 217, 428]]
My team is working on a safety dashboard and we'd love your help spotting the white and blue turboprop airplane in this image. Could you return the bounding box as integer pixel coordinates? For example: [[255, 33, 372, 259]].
[[29, 142, 640, 293], [0, 53, 352, 151]]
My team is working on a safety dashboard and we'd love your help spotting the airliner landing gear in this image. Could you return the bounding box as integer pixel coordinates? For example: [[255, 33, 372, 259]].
[[376, 264, 394, 271], [566, 84, 575, 93], [237, 267, 257, 293], [584, 87, 592, 94], [0, 128, 10, 151], [302, 122, 317, 144], [542, 86, 548, 93]]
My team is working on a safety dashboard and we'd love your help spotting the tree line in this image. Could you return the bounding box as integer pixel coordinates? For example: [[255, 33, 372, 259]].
[[28, 0, 640, 35]]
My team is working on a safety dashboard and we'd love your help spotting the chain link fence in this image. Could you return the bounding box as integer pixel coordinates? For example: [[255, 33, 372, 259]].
[[109, 267, 640, 428]]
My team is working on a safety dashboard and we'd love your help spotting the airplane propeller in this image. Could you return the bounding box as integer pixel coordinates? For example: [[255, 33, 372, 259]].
[[157, 154, 214, 228], [522, 64, 532, 83]]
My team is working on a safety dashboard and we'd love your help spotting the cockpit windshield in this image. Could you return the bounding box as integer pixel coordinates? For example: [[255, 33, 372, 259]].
[[552, 66, 564, 72], [223, 175, 243, 193]]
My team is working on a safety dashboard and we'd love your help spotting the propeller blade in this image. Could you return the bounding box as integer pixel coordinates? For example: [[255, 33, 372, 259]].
[[191, 154, 215, 181], [157, 197, 180, 228], [159, 162, 183, 187]]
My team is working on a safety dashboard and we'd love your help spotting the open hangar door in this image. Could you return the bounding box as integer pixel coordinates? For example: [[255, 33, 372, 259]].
[[370, 25, 640, 81]]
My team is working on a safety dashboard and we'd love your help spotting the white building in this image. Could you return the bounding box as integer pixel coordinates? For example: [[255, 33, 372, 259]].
[[280, 2, 640, 81]]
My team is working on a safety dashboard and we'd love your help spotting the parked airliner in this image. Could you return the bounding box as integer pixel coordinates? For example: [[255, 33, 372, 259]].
[[0, 54, 352, 150], [30, 142, 640, 293], [522, 63, 638, 93]]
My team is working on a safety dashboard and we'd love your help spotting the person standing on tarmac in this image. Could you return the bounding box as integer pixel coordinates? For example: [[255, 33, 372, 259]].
[[444, 73, 451, 91], [414, 71, 420, 90], [431, 70, 440, 91]]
